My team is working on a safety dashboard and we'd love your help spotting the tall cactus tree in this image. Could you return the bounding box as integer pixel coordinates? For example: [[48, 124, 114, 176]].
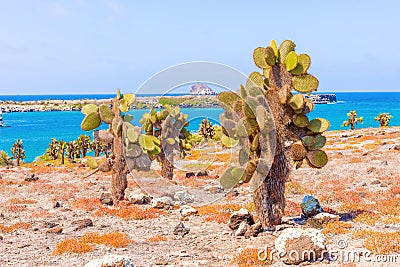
[[80, 90, 138, 204], [59, 140, 67, 165], [199, 118, 216, 140], [218, 39, 329, 228], [137, 106, 191, 180], [342, 110, 363, 130], [11, 139, 26, 166], [47, 138, 60, 160], [374, 112, 393, 127]]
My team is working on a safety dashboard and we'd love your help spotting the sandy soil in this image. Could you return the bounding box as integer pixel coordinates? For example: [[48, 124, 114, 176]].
[[0, 127, 399, 266]]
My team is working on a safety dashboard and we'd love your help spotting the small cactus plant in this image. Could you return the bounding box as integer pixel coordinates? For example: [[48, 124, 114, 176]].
[[47, 138, 60, 160], [218, 39, 329, 228], [374, 112, 393, 127], [136, 105, 191, 180], [198, 118, 215, 140], [11, 139, 26, 166], [80, 90, 138, 204], [342, 110, 363, 130]]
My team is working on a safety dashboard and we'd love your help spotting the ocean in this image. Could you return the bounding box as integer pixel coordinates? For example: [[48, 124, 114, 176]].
[[0, 92, 399, 162]]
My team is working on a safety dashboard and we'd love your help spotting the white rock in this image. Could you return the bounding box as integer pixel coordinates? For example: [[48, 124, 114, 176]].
[[312, 212, 340, 223], [128, 191, 151, 205], [274, 228, 327, 265], [84, 255, 134, 267], [179, 205, 198, 217], [151, 196, 173, 209], [173, 190, 194, 204]]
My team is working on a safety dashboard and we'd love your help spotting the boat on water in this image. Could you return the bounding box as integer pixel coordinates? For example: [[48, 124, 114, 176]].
[[0, 110, 11, 127]]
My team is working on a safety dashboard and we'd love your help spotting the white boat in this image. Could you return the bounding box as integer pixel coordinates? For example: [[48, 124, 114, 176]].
[[0, 109, 10, 127]]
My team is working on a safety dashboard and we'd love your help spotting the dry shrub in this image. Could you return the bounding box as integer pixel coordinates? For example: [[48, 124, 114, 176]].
[[8, 198, 37, 204], [80, 232, 133, 248], [0, 222, 31, 233], [94, 204, 165, 220], [196, 203, 242, 215], [322, 221, 352, 235], [229, 247, 271, 266], [364, 231, 400, 254], [53, 238, 92, 255], [146, 235, 168, 242], [204, 212, 231, 224]]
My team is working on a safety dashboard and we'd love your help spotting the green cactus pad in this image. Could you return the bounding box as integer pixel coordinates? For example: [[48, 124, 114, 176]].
[[134, 154, 151, 171], [87, 157, 98, 169], [246, 72, 264, 89], [139, 135, 156, 151], [221, 135, 239, 148], [250, 133, 260, 152], [307, 118, 330, 133], [264, 46, 276, 67], [244, 97, 259, 119], [126, 143, 142, 158], [99, 104, 114, 124], [292, 74, 319, 93], [293, 114, 309, 127], [127, 127, 139, 143], [263, 67, 270, 79], [220, 167, 246, 189], [302, 100, 314, 114], [290, 54, 311, 75], [270, 40, 279, 58], [123, 114, 134, 122], [94, 130, 114, 143], [290, 142, 308, 161], [284, 51, 298, 71], [307, 134, 326, 150], [221, 118, 236, 136], [306, 150, 328, 168], [81, 104, 98, 115], [247, 86, 264, 97], [122, 93, 135, 106], [253, 47, 268, 68], [256, 106, 267, 130], [81, 112, 101, 131], [218, 91, 241, 108], [278, 40, 296, 63], [119, 99, 129, 113], [287, 94, 305, 110], [301, 135, 316, 147], [239, 148, 249, 166], [112, 117, 122, 136]]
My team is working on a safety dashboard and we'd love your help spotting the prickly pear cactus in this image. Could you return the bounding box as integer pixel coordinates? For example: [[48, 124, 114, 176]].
[[133, 105, 191, 180], [374, 112, 392, 127], [219, 39, 330, 227], [199, 118, 215, 140], [80, 90, 139, 203], [342, 110, 363, 130]]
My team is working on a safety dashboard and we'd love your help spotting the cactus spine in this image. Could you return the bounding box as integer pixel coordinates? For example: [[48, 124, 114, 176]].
[[219, 39, 329, 228]]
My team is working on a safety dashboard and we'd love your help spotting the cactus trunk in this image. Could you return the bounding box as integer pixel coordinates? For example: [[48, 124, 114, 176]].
[[161, 153, 174, 180], [110, 98, 128, 203]]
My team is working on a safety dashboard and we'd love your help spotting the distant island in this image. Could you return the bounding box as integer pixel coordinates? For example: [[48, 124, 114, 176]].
[[190, 84, 217, 95], [306, 94, 337, 104]]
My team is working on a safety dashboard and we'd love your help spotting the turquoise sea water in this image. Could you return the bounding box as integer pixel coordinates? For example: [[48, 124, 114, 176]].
[[0, 92, 399, 162]]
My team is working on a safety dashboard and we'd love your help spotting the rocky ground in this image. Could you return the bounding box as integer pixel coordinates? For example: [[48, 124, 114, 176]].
[[0, 127, 399, 267]]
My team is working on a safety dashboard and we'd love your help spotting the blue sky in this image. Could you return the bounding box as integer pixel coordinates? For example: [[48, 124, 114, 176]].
[[0, 0, 399, 94]]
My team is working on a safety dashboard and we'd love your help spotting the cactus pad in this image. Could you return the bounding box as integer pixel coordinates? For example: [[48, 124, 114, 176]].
[[221, 135, 239, 148], [139, 135, 156, 151], [81, 104, 98, 115], [293, 114, 309, 128], [220, 167, 246, 189], [81, 112, 101, 131], [307, 134, 326, 150], [284, 51, 298, 71], [253, 47, 268, 68], [270, 40, 279, 58], [301, 135, 316, 147], [94, 130, 114, 143], [290, 54, 311, 75], [307, 118, 330, 133], [218, 91, 241, 108], [99, 104, 114, 124], [287, 94, 305, 110], [247, 72, 264, 89], [127, 127, 139, 143], [87, 158, 98, 169], [126, 143, 142, 158], [278, 40, 296, 63], [292, 74, 319, 93], [264, 46, 276, 67], [290, 142, 308, 161], [306, 150, 328, 168]]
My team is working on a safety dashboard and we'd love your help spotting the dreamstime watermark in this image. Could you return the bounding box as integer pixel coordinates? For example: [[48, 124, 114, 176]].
[[257, 239, 398, 264]]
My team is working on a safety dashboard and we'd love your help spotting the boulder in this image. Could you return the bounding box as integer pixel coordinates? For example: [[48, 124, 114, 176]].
[[72, 219, 93, 231], [185, 172, 195, 178], [151, 196, 173, 209], [244, 222, 263, 238], [234, 221, 249, 236], [179, 205, 198, 217], [300, 195, 323, 218], [228, 208, 254, 230], [274, 227, 327, 265], [173, 191, 194, 205], [84, 255, 134, 267], [100, 192, 113, 205], [24, 173, 38, 182], [173, 222, 190, 236], [128, 191, 151, 205]]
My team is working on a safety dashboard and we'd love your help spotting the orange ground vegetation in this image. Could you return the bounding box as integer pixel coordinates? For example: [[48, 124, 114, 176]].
[[0, 222, 31, 233], [204, 212, 231, 224], [322, 221, 352, 235], [94, 204, 165, 220], [196, 203, 243, 215], [146, 235, 168, 242], [7, 198, 37, 204], [229, 247, 271, 266]]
